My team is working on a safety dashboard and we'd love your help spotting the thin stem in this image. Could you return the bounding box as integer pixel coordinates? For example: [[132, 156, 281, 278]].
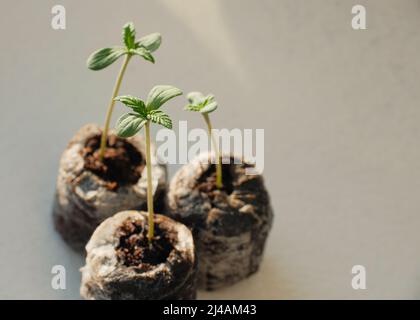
[[98, 54, 132, 161], [144, 120, 155, 243], [203, 113, 222, 189]]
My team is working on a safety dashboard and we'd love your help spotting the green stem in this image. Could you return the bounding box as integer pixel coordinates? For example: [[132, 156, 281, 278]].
[[203, 113, 222, 189], [98, 54, 132, 161], [144, 120, 155, 243]]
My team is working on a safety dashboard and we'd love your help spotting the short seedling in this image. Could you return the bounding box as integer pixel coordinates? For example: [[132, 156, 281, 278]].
[[115, 85, 182, 242], [87, 22, 162, 161], [185, 92, 222, 188]]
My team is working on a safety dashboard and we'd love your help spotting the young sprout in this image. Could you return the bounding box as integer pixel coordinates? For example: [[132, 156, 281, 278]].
[[185, 92, 222, 189], [115, 85, 182, 242], [87, 22, 162, 161]]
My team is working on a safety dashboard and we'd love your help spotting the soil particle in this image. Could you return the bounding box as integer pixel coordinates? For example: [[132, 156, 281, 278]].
[[82, 134, 144, 190], [196, 164, 234, 196], [116, 218, 174, 272]]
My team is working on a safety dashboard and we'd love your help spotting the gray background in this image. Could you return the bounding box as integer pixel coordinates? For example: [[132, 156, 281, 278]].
[[0, 0, 420, 299]]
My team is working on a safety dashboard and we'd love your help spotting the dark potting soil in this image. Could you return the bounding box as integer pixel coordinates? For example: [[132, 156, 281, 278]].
[[82, 134, 145, 190], [197, 163, 234, 196], [195, 162, 260, 236], [116, 218, 174, 272]]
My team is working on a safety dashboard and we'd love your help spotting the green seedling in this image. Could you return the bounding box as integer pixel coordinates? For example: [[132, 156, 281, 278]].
[[115, 85, 182, 242], [87, 22, 162, 161], [185, 92, 222, 189]]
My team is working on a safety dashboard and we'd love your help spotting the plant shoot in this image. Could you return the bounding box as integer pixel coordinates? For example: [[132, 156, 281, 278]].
[[185, 92, 222, 188], [87, 22, 162, 161], [115, 85, 182, 242]]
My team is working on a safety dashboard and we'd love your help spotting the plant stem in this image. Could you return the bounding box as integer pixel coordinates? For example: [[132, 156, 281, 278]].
[[144, 120, 155, 243], [98, 54, 132, 161], [203, 113, 222, 189]]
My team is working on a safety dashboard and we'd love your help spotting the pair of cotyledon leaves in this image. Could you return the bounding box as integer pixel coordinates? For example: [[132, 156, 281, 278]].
[[87, 22, 161, 70], [115, 90, 219, 138], [185, 92, 218, 114]]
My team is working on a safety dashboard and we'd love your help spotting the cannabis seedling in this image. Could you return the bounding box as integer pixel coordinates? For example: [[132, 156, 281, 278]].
[[185, 92, 222, 188], [115, 85, 182, 242], [87, 22, 162, 161]]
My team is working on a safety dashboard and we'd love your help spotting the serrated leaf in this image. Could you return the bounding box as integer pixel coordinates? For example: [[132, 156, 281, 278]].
[[86, 47, 126, 70], [184, 104, 202, 112], [115, 113, 146, 137], [130, 47, 155, 63], [204, 94, 215, 104], [114, 95, 143, 106], [114, 95, 147, 117], [148, 110, 172, 129], [123, 22, 136, 49], [146, 85, 182, 111], [136, 33, 161, 52], [200, 101, 218, 113]]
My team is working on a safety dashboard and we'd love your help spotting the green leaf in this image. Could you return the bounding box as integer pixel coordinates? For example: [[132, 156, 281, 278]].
[[184, 104, 202, 112], [130, 47, 155, 63], [200, 101, 218, 113], [114, 95, 143, 107], [123, 22, 136, 49], [146, 85, 183, 111], [86, 47, 126, 70], [114, 95, 147, 117], [187, 91, 206, 105], [185, 91, 218, 113], [147, 110, 172, 129], [115, 113, 146, 137], [204, 94, 215, 104], [136, 33, 162, 52]]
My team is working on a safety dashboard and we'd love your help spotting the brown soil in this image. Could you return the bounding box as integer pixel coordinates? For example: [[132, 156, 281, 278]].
[[82, 134, 145, 190], [197, 163, 234, 196], [116, 218, 174, 272], [195, 162, 260, 236]]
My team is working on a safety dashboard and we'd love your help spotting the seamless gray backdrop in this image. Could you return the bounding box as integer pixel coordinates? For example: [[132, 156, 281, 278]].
[[1, 0, 420, 299]]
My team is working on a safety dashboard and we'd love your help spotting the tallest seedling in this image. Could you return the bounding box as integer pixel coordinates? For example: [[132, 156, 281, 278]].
[[87, 22, 162, 161]]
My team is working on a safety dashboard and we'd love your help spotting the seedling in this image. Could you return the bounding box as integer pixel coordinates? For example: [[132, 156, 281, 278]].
[[185, 92, 222, 189], [115, 85, 182, 242], [87, 22, 162, 161]]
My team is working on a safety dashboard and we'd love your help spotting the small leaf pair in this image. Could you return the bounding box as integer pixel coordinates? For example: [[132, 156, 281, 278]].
[[115, 85, 182, 137], [185, 91, 222, 189], [87, 22, 161, 70], [185, 92, 218, 114]]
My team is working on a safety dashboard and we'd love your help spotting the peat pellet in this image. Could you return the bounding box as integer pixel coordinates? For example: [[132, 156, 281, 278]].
[[80, 210, 197, 300], [167, 152, 273, 290], [53, 124, 167, 251]]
